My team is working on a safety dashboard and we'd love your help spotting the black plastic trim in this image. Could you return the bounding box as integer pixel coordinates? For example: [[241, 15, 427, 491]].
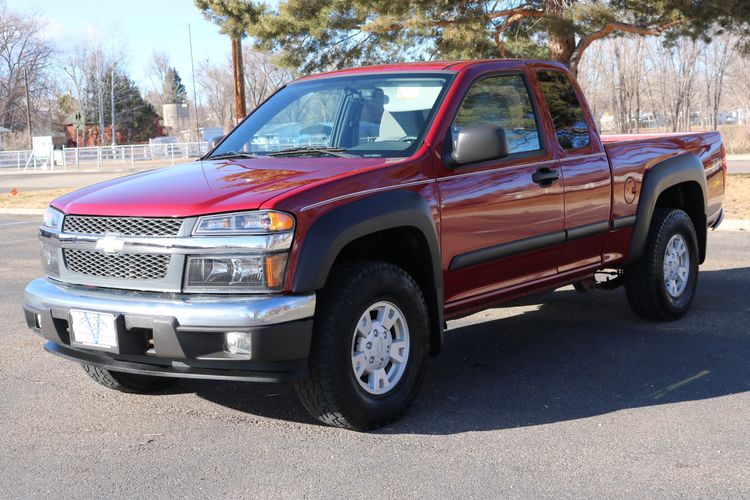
[[292, 189, 444, 351], [612, 215, 637, 230], [449, 231, 566, 271], [566, 220, 609, 241], [25, 304, 313, 365], [293, 189, 442, 293], [44, 341, 306, 382], [624, 153, 708, 265], [710, 207, 724, 230], [449, 219, 611, 272]]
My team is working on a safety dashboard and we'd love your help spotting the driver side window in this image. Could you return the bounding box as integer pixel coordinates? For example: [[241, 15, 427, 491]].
[[453, 74, 541, 155]]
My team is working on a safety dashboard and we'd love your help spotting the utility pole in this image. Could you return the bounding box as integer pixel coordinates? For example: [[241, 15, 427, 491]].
[[231, 37, 246, 124], [110, 67, 116, 145], [97, 66, 105, 146], [188, 23, 200, 140], [23, 68, 32, 148]]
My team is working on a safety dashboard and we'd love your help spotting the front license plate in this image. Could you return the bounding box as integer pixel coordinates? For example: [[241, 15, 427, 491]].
[[70, 310, 118, 350]]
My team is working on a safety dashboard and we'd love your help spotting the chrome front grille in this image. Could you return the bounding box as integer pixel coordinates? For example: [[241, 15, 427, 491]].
[[63, 249, 171, 280], [63, 216, 183, 236]]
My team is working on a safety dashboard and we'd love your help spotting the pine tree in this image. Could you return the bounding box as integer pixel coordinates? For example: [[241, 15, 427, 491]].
[[162, 67, 187, 105], [196, 0, 750, 75], [85, 68, 160, 143]]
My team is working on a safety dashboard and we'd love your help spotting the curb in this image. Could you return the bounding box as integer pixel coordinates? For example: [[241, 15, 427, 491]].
[[716, 219, 750, 232], [0, 208, 45, 216]]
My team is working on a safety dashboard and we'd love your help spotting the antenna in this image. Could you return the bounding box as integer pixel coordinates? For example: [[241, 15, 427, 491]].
[[188, 23, 200, 140]]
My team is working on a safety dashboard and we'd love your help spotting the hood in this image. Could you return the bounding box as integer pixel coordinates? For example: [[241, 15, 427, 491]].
[[51, 157, 388, 217]]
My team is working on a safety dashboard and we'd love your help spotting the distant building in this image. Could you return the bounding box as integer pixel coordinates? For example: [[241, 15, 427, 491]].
[[198, 127, 225, 142], [62, 121, 167, 147], [162, 103, 190, 130]]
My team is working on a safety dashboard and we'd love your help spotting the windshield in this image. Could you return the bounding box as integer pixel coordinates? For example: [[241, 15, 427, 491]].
[[209, 73, 452, 159]]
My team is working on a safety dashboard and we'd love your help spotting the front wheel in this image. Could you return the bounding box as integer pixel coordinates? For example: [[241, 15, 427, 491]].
[[625, 208, 699, 321], [295, 261, 430, 431]]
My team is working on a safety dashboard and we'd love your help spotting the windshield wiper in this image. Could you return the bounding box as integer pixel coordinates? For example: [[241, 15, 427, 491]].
[[268, 146, 352, 158], [205, 151, 258, 160]]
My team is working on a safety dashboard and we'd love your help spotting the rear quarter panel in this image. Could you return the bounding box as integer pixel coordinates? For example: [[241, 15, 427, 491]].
[[602, 132, 725, 263]]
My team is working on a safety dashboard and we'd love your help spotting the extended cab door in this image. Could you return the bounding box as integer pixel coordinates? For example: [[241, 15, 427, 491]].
[[535, 69, 612, 272], [435, 70, 565, 307]]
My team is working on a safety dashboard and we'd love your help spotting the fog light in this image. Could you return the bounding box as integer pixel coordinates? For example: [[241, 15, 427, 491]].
[[35, 314, 42, 329], [40, 241, 60, 277], [225, 331, 252, 356]]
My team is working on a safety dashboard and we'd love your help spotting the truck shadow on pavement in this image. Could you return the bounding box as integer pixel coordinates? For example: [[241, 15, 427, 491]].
[[188, 267, 750, 434]]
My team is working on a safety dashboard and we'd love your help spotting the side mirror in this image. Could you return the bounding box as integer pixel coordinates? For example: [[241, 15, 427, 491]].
[[449, 125, 509, 166], [209, 135, 224, 149]]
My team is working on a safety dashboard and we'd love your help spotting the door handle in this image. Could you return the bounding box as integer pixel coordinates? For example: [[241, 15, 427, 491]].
[[532, 167, 560, 186]]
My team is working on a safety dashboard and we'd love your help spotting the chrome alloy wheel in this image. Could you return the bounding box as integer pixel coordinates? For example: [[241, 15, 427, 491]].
[[663, 234, 690, 298], [350, 301, 410, 396]]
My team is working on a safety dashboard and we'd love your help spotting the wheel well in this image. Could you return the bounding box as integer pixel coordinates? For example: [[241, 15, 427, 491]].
[[654, 181, 707, 262], [329, 227, 443, 354]]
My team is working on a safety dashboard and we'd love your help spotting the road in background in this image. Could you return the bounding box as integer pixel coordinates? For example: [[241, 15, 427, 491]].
[[728, 159, 750, 174], [0, 216, 748, 497], [0, 159, 193, 192]]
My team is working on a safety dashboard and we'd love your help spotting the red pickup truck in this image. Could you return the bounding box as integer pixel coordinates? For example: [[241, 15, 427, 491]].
[[24, 60, 725, 430]]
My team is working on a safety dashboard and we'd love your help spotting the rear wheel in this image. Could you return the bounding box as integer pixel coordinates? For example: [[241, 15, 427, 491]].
[[295, 261, 430, 431], [625, 208, 699, 321], [82, 364, 176, 393]]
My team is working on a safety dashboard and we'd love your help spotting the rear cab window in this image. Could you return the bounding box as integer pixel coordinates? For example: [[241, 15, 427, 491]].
[[452, 74, 542, 155], [536, 70, 591, 150]]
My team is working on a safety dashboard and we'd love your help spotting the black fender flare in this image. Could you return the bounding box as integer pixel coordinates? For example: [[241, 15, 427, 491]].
[[291, 189, 444, 349], [625, 153, 707, 265]]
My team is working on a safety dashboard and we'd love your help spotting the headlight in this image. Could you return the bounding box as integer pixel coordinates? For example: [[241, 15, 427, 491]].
[[193, 210, 294, 235], [40, 240, 61, 277], [184, 253, 288, 292], [40, 206, 63, 277], [42, 206, 64, 230]]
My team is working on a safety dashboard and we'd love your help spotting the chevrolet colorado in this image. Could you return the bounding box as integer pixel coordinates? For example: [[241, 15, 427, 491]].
[[24, 60, 726, 430]]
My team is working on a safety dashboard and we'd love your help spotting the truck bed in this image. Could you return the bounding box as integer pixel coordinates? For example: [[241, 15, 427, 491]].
[[601, 131, 725, 226]]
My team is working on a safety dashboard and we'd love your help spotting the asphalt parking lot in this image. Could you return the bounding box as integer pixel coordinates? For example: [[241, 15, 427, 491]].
[[0, 215, 748, 498]]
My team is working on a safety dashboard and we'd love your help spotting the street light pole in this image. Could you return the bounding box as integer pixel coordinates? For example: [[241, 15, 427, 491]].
[[188, 23, 200, 140], [110, 67, 116, 146], [23, 68, 32, 148]]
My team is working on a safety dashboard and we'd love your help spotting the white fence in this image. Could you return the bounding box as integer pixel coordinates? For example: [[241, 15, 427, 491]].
[[0, 141, 210, 170]]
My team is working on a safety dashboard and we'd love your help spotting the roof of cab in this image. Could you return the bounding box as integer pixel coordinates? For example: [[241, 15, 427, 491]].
[[294, 59, 530, 81]]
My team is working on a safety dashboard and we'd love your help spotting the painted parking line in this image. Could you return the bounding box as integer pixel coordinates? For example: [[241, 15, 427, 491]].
[[0, 221, 39, 227], [651, 370, 710, 400], [0, 238, 37, 246]]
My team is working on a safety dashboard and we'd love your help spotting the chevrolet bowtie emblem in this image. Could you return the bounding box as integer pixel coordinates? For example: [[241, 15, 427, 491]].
[[95, 235, 125, 254]]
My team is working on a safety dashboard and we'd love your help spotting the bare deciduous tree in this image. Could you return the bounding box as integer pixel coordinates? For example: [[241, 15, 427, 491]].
[[197, 51, 293, 133], [197, 58, 233, 132], [243, 48, 294, 110], [700, 36, 732, 131], [0, 5, 53, 141]]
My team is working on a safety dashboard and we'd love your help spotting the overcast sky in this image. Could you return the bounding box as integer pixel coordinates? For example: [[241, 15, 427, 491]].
[[7, 0, 245, 96]]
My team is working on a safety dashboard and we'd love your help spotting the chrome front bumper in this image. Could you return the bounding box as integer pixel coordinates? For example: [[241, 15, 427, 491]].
[[24, 278, 315, 328], [23, 278, 316, 381]]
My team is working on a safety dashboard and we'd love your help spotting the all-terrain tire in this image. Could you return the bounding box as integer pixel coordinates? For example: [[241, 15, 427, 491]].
[[625, 208, 699, 321], [82, 364, 176, 393], [295, 261, 430, 431]]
